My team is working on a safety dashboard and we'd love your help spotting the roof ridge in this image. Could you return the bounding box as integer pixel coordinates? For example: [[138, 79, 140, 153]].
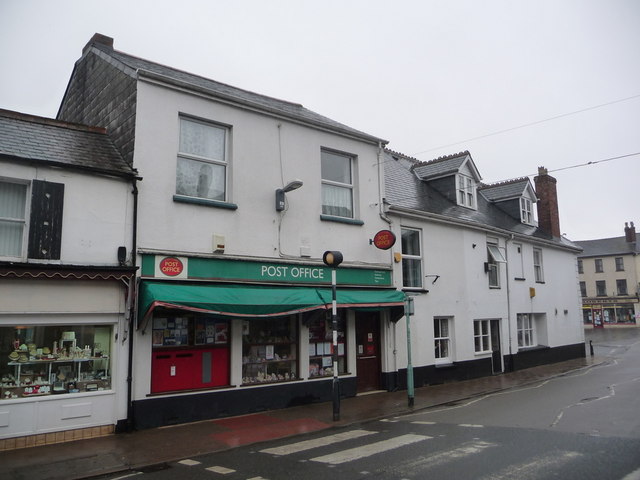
[[384, 148, 419, 163], [410, 150, 470, 171], [0, 109, 107, 134], [92, 43, 305, 109], [478, 177, 529, 190]]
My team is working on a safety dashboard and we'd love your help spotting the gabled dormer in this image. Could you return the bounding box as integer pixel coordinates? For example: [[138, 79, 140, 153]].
[[478, 177, 537, 225], [410, 151, 482, 210]]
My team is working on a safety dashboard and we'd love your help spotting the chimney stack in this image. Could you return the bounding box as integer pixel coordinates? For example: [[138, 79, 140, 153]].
[[83, 33, 114, 55], [534, 166, 561, 238], [624, 221, 636, 243]]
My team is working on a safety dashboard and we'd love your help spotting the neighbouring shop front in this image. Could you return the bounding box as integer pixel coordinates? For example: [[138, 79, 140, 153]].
[[132, 254, 405, 429], [582, 299, 638, 326], [0, 264, 134, 442]]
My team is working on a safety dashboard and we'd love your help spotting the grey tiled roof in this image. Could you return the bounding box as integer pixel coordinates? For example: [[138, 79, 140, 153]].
[[479, 178, 532, 202], [411, 152, 469, 180], [575, 236, 639, 257], [88, 41, 386, 144], [384, 149, 581, 250], [0, 109, 135, 177]]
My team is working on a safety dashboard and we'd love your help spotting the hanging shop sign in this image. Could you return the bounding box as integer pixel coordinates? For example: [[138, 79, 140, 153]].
[[372, 230, 396, 250]]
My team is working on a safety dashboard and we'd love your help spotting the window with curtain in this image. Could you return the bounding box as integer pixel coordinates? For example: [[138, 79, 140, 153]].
[[517, 313, 535, 347], [434, 317, 452, 363], [321, 149, 354, 218], [176, 117, 228, 202], [401, 227, 422, 289], [0, 181, 27, 258]]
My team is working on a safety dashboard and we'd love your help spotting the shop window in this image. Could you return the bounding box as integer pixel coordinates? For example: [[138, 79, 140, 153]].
[[1, 325, 112, 400], [242, 316, 298, 384], [307, 312, 346, 378], [151, 313, 230, 393]]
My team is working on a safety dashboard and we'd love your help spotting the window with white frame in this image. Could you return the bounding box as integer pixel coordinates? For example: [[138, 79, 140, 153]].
[[0, 181, 27, 258], [176, 117, 228, 202], [456, 174, 476, 208], [615, 257, 624, 271], [321, 149, 354, 218], [486, 239, 505, 288], [473, 319, 491, 353], [520, 197, 533, 224], [401, 227, 422, 289], [434, 317, 452, 363], [517, 313, 535, 347], [533, 248, 544, 283]]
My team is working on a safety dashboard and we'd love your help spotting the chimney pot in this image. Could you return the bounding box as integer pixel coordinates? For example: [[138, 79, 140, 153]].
[[625, 221, 636, 243]]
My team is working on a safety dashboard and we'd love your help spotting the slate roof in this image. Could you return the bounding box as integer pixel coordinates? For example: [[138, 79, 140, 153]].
[[86, 38, 386, 145], [0, 109, 135, 178], [384, 149, 581, 250], [410, 151, 470, 180], [479, 178, 534, 202], [574, 236, 639, 257]]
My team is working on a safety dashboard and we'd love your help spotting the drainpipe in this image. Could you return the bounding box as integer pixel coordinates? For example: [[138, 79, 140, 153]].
[[126, 177, 139, 432], [377, 142, 392, 225]]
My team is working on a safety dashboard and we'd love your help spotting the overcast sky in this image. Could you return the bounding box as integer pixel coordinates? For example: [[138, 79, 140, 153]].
[[1, 0, 638, 240]]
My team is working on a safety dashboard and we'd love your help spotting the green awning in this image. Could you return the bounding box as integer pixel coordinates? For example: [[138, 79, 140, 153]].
[[138, 281, 405, 328]]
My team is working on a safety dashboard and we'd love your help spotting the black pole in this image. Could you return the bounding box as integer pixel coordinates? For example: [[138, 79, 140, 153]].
[[331, 267, 340, 421], [589, 340, 594, 356]]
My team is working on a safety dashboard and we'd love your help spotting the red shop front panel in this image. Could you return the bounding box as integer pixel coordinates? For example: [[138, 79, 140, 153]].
[[151, 347, 229, 393]]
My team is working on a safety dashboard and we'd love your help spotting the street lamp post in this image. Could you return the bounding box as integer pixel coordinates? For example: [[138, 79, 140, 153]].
[[323, 250, 343, 421], [405, 295, 415, 407]]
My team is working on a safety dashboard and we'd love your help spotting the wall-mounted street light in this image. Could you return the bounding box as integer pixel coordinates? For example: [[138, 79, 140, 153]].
[[275, 179, 304, 211], [323, 250, 343, 421]]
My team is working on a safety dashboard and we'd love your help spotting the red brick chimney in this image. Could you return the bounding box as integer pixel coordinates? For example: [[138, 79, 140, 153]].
[[624, 221, 636, 243], [534, 166, 561, 238]]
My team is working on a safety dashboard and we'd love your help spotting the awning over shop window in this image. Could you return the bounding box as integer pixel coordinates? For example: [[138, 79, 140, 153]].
[[138, 281, 405, 329]]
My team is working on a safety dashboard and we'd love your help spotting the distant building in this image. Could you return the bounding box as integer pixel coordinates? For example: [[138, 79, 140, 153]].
[[575, 222, 639, 326]]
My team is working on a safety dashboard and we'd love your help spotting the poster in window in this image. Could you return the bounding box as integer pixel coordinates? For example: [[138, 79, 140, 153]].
[[152, 330, 164, 346], [322, 356, 332, 367], [309, 343, 317, 356], [153, 318, 168, 330], [215, 323, 228, 344], [338, 343, 345, 356], [265, 345, 274, 360]]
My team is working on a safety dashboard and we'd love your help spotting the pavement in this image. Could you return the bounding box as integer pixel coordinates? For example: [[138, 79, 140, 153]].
[[1, 354, 605, 480]]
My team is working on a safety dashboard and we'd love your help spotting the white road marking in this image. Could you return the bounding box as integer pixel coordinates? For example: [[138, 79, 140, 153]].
[[205, 465, 236, 474], [411, 421, 436, 425], [310, 434, 431, 465], [259, 429, 377, 456], [395, 440, 497, 473], [478, 451, 582, 480], [459, 423, 484, 428], [177, 459, 201, 466]]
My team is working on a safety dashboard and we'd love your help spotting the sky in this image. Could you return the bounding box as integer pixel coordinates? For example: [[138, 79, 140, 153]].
[[1, 0, 638, 241]]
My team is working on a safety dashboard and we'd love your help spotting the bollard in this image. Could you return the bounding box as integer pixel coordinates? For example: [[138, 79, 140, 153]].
[[589, 340, 594, 356]]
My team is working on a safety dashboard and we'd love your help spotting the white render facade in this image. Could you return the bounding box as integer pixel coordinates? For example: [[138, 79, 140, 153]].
[[0, 110, 136, 441]]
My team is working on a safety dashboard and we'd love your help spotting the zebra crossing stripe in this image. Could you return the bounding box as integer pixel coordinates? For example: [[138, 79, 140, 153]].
[[310, 434, 431, 465], [259, 429, 377, 456], [477, 451, 582, 480]]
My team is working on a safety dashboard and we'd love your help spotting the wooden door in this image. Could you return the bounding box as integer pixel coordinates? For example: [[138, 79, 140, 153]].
[[355, 312, 381, 392]]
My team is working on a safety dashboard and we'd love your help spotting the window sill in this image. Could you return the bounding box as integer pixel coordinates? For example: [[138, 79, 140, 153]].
[[320, 214, 364, 226], [435, 362, 456, 369], [402, 288, 429, 294], [514, 277, 526, 281], [535, 281, 546, 284], [173, 195, 238, 210], [517, 345, 549, 352]]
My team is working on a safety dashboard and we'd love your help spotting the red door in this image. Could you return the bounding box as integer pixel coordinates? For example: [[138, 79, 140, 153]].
[[355, 312, 381, 392]]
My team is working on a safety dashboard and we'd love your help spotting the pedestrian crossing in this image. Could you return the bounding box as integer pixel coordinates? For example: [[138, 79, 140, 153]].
[[123, 420, 590, 480]]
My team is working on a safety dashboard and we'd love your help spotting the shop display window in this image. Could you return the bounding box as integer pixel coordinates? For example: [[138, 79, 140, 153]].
[[242, 316, 298, 385], [151, 313, 230, 393], [308, 312, 346, 378], [0, 325, 112, 400]]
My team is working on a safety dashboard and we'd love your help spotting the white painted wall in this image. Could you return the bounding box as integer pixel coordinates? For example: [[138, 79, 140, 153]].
[[0, 160, 134, 265], [133, 81, 391, 265]]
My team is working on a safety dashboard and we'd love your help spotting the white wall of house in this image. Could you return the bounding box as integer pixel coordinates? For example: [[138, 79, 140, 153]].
[[0, 160, 134, 265], [386, 215, 584, 373], [132, 80, 391, 265]]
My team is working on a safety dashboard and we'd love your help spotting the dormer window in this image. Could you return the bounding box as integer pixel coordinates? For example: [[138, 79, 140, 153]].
[[520, 197, 533, 224], [457, 174, 476, 209]]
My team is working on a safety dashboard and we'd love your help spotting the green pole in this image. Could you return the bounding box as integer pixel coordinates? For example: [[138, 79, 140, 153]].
[[405, 295, 414, 407]]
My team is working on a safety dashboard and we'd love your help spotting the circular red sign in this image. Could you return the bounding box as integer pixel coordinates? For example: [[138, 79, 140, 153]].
[[373, 230, 396, 250], [159, 257, 184, 276]]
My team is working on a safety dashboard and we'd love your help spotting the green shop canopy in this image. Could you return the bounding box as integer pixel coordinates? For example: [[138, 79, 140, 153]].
[[138, 281, 405, 328]]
